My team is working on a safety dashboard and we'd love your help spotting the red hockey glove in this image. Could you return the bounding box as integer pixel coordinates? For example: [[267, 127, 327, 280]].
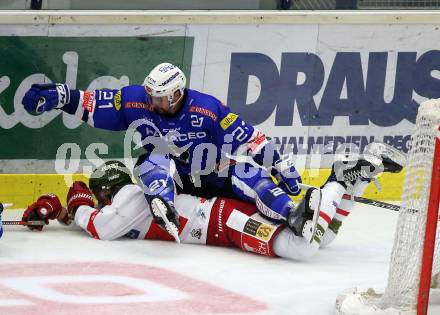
[[22, 193, 63, 231], [67, 181, 94, 217]]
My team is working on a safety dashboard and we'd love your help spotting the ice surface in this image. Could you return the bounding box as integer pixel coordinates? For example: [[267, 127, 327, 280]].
[[1, 203, 438, 314]]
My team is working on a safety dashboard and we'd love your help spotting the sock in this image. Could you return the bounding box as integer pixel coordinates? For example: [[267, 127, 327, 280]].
[[320, 179, 369, 248], [273, 181, 347, 260], [311, 181, 346, 246]]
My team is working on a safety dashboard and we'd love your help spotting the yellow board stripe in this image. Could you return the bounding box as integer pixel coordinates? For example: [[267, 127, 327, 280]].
[[0, 170, 404, 209], [296, 169, 404, 202], [0, 174, 89, 210]]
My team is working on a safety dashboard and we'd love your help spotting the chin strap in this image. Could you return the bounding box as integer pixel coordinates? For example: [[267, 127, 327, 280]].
[[168, 89, 184, 108]]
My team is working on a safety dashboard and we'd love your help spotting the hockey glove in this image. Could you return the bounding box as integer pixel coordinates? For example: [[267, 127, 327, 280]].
[[67, 181, 95, 218], [273, 159, 302, 196], [22, 194, 63, 231], [22, 83, 70, 113]]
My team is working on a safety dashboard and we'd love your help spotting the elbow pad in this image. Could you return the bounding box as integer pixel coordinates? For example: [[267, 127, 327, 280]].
[[135, 153, 175, 204]]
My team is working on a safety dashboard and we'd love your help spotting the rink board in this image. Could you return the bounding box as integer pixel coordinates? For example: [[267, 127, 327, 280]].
[[0, 11, 440, 170], [1, 11, 439, 203], [0, 169, 405, 209]]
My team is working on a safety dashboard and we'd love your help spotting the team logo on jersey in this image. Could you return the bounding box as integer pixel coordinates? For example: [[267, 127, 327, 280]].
[[220, 113, 238, 130], [114, 90, 122, 111], [191, 228, 202, 239]]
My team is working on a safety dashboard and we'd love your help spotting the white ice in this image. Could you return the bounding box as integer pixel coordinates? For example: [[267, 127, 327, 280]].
[[1, 203, 439, 315]]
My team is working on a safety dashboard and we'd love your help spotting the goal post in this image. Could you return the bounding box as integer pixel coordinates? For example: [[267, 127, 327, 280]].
[[418, 123, 440, 315], [336, 99, 440, 315]]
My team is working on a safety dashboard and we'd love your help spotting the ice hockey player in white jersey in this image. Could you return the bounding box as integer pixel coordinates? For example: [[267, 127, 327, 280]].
[[21, 142, 405, 260]]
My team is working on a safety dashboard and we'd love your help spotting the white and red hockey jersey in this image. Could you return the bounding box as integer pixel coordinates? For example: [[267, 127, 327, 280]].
[[74, 184, 284, 257], [75, 184, 216, 244], [73, 181, 353, 261]]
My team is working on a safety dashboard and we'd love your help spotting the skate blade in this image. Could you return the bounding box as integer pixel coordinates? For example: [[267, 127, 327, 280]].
[[364, 142, 407, 168], [151, 199, 181, 243]]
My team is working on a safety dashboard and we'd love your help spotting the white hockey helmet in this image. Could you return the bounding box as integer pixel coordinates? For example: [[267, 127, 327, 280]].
[[143, 63, 186, 107]]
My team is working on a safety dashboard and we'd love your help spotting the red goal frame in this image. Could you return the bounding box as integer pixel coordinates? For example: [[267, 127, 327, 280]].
[[418, 128, 440, 315]]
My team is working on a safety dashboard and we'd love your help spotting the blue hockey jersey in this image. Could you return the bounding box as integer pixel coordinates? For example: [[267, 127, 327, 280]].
[[64, 86, 271, 185]]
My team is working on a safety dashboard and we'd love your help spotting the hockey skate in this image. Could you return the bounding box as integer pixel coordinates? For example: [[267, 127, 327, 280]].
[[150, 197, 181, 243], [328, 142, 406, 188], [286, 187, 322, 243]]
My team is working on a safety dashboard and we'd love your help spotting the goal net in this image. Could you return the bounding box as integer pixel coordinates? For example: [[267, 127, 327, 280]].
[[336, 99, 440, 315]]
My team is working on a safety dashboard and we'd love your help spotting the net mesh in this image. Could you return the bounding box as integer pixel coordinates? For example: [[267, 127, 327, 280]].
[[380, 99, 440, 309]]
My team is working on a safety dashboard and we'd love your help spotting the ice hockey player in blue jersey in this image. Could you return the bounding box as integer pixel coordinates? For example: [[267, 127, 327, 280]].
[[21, 63, 312, 236], [21, 62, 404, 245]]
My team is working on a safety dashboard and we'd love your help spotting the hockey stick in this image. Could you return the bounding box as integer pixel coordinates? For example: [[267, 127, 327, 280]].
[[3, 220, 47, 226], [299, 183, 409, 213], [1, 203, 47, 226], [341, 194, 403, 212], [341, 194, 426, 215]]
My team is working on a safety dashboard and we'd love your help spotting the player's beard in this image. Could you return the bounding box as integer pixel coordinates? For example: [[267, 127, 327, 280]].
[[154, 108, 166, 115]]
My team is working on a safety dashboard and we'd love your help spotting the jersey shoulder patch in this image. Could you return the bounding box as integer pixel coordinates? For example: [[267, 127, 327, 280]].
[[219, 112, 239, 130], [186, 89, 222, 122]]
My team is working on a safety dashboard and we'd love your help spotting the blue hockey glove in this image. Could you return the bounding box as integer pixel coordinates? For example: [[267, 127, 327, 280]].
[[273, 159, 302, 196], [22, 83, 70, 113]]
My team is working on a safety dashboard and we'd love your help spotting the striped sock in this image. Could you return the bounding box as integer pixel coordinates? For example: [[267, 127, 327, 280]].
[[311, 181, 346, 246], [320, 179, 369, 247]]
